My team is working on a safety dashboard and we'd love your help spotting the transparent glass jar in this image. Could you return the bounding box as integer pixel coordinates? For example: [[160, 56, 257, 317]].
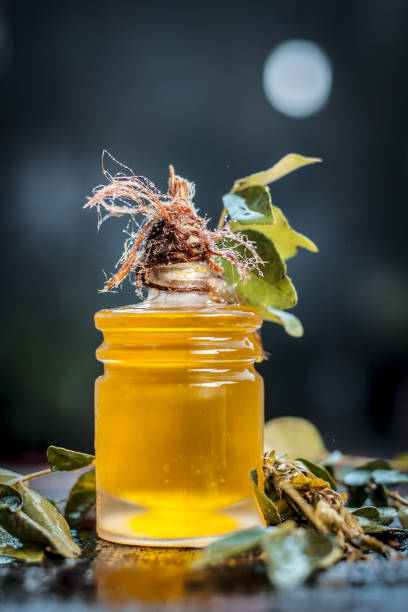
[[94, 264, 264, 546]]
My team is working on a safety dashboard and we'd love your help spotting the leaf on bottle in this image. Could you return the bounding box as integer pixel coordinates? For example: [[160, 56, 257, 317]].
[[264, 417, 327, 460], [249, 469, 281, 525], [0, 485, 23, 512], [219, 229, 297, 311], [222, 186, 274, 225], [297, 458, 337, 491], [255, 305, 304, 337], [232, 154, 321, 192], [230, 205, 317, 261], [261, 525, 341, 590], [0, 525, 44, 564], [192, 527, 266, 570], [47, 446, 95, 472], [398, 507, 408, 528], [65, 470, 96, 528]]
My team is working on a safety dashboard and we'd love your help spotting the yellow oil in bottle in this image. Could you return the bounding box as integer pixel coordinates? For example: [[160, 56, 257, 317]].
[[95, 290, 264, 546]]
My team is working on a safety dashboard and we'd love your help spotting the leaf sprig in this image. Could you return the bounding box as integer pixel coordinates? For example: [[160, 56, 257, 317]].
[[217, 153, 320, 337], [0, 447, 95, 563]]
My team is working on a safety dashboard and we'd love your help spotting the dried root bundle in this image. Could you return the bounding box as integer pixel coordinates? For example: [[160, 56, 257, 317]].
[[84, 152, 263, 294]]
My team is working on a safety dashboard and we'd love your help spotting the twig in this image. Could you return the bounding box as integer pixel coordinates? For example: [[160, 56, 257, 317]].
[[387, 490, 408, 507], [279, 479, 328, 534], [7, 468, 53, 486], [216, 208, 227, 231]]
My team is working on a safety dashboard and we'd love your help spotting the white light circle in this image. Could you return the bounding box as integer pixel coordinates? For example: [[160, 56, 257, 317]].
[[263, 40, 332, 118]]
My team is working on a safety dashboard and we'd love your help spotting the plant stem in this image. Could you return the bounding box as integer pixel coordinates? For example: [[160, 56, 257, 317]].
[[387, 490, 408, 507], [216, 208, 227, 231], [8, 468, 53, 486], [278, 479, 328, 534]]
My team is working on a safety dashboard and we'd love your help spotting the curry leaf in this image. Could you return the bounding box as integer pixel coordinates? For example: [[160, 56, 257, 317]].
[[0, 469, 23, 484], [232, 154, 321, 192], [262, 525, 341, 590], [398, 507, 408, 528], [47, 446, 95, 472], [65, 470, 96, 528], [350, 505, 399, 534], [0, 525, 44, 564], [298, 458, 337, 491], [264, 417, 327, 460], [6, 482, 81, 558], [219, 229, 297, 310], [249, 469, 281, 525], [230, 205, 317, 261], [223, 186, 274, 225], [0, 485, 23, 512], [255, 305, 303, 337], [192, 527, 266, 569]]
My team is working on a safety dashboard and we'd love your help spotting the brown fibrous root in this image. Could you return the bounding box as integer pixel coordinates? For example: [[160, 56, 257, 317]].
[[84, 151, 263, 294]]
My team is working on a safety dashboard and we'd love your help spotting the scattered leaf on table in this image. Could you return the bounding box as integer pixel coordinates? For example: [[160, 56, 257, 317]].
[[264, 417, 327, 460], [398, 507, 408, 528], [297, 458, 337, 491], [223, 186, 274, 225], [261, 525, 341, 590], [65, 470, 96, 528], [232, 154, 321, 192], [249, 469, 281, 525], [5, 482, 81, 558], [0, 485, 23, 512], [192, 527, 266, 569], [350, 506, 397, 533], [0, 525, 44, 564], [0, 469, 23, 484], [47, 446, 95, 472]]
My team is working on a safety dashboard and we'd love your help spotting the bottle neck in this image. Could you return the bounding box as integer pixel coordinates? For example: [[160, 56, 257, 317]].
[[143, 262, 212, 293]]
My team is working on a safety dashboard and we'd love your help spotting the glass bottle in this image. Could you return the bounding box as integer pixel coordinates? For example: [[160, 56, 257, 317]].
[[94, 263, 264, 546]]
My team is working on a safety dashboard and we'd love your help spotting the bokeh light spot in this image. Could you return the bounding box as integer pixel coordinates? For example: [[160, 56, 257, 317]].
[[263, 40, 332, 118]]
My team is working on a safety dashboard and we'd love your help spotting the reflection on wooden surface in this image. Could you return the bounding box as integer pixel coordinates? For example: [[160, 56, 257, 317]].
[[94, 543, 200, 604]]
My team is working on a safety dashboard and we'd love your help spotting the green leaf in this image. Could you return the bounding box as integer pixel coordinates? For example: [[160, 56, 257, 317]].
[[264, 417, 327, 460], [219, 229, 297, 310], [371, 470, 408, 486], [255, 305, 303, 338], [192, 527, 266, 569], [0, 469, 23, 484], [232, 154, 321, 192], [398, 507, 408, 528], [65, 470, 96, 528], [0, 485, 23, 512], [0, 482, 81, 558], [0, 525, 44, 564], [343, 464, 408, 488], [222, 186, 274, 225], [249, 469, 281, 525], [262, 525, 341, 590], [230, 205, 317, 261], [297, 458, 337, 491], [47, 446, 94, 472], [350, 506, 397, 533], [351, 506, 382, 521]]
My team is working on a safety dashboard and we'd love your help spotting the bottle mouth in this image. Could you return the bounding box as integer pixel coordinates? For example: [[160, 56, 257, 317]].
[[143, 262, 212, 293]]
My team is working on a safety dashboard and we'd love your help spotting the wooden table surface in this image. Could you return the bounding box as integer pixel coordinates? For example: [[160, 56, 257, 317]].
[[1, 530, 408, 612], [2, 467, 408, 611]]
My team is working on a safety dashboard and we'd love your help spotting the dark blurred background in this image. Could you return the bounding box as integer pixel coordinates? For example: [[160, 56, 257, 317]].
[[1, 0, 407, 461]]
